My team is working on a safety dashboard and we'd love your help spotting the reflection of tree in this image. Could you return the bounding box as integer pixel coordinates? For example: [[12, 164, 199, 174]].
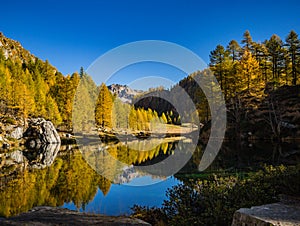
[[51, 151, 110, 208], [177, 141, 300, 176], [0, 149, 111, 217], [0, 139, 195, 217], [81, 139, 180, 183]]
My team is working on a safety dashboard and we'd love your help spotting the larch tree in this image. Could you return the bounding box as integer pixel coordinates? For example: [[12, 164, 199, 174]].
[[238, 50, 261, 94], [95, 83, 113, 128], [73, 74, 96, 132]]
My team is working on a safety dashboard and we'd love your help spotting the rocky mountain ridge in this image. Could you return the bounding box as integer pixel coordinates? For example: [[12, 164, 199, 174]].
[[108, 84, 144, 103], [0, 32, 35, 63]]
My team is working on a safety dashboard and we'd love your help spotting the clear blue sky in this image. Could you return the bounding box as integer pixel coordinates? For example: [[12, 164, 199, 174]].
[[1, 0, 300, 86]]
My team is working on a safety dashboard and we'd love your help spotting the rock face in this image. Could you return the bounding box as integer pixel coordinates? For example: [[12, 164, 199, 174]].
[[0, 206, 151, 226], [108, 84, 144, 103], [0, 32, 36, 62], [232, 196, 300, 226], [24, 118, 61, 146]]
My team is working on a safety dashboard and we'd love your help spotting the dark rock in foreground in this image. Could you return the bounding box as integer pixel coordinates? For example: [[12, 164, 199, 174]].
[[0, 206, 151, 226], [232, 196, 300, 226]]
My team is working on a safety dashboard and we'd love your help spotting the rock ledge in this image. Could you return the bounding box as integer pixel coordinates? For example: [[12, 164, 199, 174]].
[[232, 196, 300, 226], [0, 206, 151, 226]]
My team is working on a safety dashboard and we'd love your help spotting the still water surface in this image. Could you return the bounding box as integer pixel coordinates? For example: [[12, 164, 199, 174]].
[[0, 138, 299, 217], [63, 176, 180, 215]]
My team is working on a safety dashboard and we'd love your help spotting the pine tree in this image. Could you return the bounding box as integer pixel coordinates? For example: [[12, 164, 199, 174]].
[[241, 30, 254, 53], [209, 45, 230, 95], [265, 34, 284, 84], [227, 40, 241, 62], [80, 66, 85, 78], [285, 30, 300, 85]]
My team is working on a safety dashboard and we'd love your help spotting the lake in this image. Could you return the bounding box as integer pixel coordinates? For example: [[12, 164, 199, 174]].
[[0, 138, 299, 217]]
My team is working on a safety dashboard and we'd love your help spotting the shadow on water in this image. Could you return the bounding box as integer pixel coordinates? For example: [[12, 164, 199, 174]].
[[179, 141, 300, 174]]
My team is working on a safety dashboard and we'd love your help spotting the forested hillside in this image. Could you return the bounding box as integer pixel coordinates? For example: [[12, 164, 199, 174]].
[[0, 32, 79, 128], [209, 30, 300, 98], [135, 30, 300, 139], [1, 30, 300, 139]]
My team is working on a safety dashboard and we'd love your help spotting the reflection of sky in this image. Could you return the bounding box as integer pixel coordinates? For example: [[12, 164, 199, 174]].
[[62, 176, 180, 216], [124, 175, 167, 186]]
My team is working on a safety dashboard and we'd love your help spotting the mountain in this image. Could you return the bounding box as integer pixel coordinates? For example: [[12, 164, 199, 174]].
[[107, 84, 144, 103], [0, 32, 35, 63]]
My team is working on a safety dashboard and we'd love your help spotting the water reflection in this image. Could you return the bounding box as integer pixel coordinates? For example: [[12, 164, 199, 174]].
[[180, 141, 300, 173], [24, 143, 61, 169], [80, 137, 196, 184], [0, 138, 184, 217], [0, 144, 110, 217], [0, 140, 299, 217], [0, 143, 61, 170]]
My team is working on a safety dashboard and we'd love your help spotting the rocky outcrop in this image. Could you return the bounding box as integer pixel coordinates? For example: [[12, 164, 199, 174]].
[[24, 118, 61, 147], [232, 196, 300, 226], [0, 206, 151, 226], [108, 84, 144, 103], [0, 32, 36, 63]]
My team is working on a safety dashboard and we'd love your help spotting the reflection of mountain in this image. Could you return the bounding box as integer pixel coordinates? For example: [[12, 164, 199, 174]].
[[80, 139, 176, 182], [113, 165, 140, 184]]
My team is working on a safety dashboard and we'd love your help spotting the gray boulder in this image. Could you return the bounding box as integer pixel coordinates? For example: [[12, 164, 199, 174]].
[[10, 126, 24, 139], [232, 197, 300, 226], [24, 118, 61, 146]]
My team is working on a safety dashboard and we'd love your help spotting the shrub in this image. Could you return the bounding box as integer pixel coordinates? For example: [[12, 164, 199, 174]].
[[131, 205, 167, 226], [131, 164, 300, 226]]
